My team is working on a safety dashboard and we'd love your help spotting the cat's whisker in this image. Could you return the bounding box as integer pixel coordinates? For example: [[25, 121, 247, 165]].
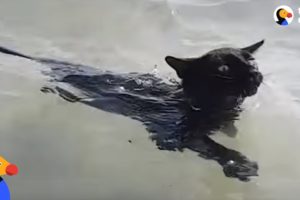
[[261, 73, 273, 84], [263, 72, 272, 77]]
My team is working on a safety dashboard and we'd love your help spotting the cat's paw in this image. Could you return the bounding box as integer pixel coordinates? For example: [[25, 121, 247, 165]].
[[222, 159, 258, 182]]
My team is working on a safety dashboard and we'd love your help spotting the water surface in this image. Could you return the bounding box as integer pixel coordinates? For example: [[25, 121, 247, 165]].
[[0, 0, 300, 199]]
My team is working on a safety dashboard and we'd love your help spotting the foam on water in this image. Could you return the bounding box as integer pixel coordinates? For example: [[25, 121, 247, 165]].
[[167, 0, 249, 7]]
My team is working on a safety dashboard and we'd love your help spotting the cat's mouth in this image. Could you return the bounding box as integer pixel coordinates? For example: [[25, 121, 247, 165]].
[[243, 86, 258, 97], [213, 70, 263, 97], [242, 71, 263, 97]]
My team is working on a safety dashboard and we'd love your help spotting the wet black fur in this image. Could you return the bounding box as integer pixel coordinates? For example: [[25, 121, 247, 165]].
[[0, 40, 264, 181]]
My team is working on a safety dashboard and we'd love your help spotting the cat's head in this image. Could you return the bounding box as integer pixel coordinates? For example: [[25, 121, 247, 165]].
[[165, 40, 264, 108]]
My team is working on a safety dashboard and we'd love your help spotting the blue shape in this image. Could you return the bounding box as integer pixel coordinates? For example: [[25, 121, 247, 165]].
[[281, 20, 289, 26], [0, 177, 10, 200]]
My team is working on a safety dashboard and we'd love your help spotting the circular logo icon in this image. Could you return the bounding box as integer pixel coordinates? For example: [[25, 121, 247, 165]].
[[274, 5, 294, 26]]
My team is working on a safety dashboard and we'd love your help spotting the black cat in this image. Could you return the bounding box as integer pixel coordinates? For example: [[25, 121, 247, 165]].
[[0, 40, 264, 181], [165, 40, 264, 137]]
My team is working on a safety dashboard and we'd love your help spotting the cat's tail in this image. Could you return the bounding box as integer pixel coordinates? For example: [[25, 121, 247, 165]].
[[0, 46, 34, 60]]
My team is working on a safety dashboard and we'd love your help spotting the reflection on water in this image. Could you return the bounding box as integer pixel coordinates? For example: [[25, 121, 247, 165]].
[[0, 0, 300, 199]]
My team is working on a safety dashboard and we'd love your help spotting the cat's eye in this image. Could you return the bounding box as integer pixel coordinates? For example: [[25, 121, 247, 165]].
[[218, 65, 229, 72], [0, 162, 2, 166]]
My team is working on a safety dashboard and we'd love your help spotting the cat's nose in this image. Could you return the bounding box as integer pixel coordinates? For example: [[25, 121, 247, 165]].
[[255, 72, 263, 83], [251, 72, 263, 84]]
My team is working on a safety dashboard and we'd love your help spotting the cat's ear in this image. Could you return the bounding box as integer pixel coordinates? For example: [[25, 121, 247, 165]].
[[241, 40, 265, 54], [165, 56, 193, 78]]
